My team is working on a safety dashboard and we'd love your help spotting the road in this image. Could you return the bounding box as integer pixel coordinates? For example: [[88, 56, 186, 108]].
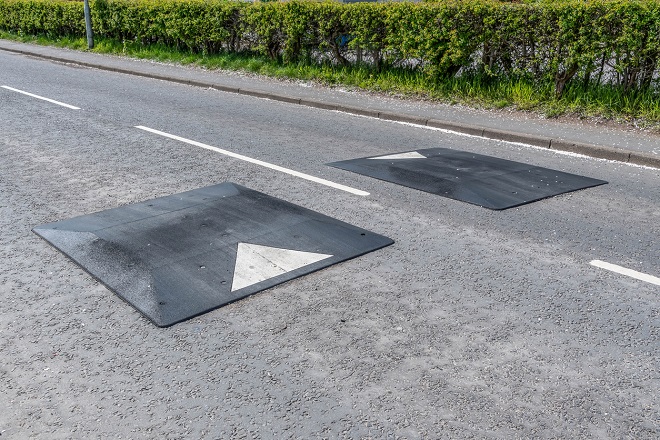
[[1, 49, 658, 439]]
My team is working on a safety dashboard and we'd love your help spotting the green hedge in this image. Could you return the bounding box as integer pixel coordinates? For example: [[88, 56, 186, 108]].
[[1, 0, 659, 96], [0, 0, 84, 37]]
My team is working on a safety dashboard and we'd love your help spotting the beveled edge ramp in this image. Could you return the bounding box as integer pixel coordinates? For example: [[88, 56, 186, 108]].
[[33, 182, 394, 327], [328, 148, 608, 210]]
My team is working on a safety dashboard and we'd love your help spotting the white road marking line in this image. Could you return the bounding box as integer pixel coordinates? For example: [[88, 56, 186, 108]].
[[341, 112, 659, 170], [135, 125, 370, 196], [1, 85, 80, 109], [590, 260, 660, 286]]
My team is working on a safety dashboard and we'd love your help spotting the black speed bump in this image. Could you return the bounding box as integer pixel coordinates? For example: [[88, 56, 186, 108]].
[[33, 183, 393, 327], [328, 148, 607, 210]]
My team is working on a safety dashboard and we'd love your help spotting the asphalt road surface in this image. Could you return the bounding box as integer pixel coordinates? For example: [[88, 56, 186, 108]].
[[1, 49, 658, 439]]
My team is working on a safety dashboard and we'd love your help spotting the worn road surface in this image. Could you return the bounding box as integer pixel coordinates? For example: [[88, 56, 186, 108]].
[[1, 47, 658, 439]]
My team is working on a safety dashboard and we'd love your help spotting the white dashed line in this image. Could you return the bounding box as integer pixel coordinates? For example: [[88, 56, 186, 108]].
[[590, 260, 660, 286], [1, 85, 80, 109], [135, 126, 370, 196]]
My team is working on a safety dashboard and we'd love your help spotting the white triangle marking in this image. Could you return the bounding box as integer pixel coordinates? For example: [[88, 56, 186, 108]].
[[369, 151, 426, 160], [231, 243, 333, 292]]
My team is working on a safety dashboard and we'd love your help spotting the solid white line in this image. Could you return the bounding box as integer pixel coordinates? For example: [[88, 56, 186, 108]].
[[590, 260, 660, 286], [341, 112, 659, 170], [135, 126, 370, 196], [1, 85, 80, 109]]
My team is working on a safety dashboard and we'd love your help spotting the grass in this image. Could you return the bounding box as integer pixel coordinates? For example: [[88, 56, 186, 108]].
[[3, 30, 660, 129]]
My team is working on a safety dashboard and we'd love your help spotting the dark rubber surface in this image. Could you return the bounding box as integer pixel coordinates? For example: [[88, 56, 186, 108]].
[[328, 148, 608, 210], [33, 183, 394, 327]]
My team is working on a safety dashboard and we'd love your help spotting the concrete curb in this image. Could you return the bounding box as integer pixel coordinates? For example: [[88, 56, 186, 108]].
[[3, 44, 660, 169]]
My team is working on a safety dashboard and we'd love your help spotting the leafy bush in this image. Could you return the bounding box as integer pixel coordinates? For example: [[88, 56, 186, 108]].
[[1, 0, 659, 96]]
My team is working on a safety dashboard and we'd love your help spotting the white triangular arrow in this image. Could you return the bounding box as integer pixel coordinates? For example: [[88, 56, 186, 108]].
[[231, 243, 333, 292], [369, 151, 426, 160]]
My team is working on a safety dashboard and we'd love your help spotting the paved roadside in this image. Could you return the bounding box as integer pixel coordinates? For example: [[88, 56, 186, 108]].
[[2, 39, 659, 168]]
